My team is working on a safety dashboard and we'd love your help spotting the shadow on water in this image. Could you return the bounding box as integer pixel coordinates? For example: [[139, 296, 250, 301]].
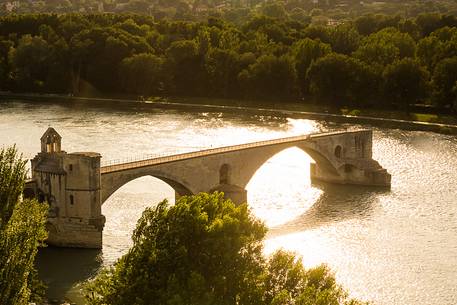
[[268, 182, 389, 238], [36, 247, 102, 303]]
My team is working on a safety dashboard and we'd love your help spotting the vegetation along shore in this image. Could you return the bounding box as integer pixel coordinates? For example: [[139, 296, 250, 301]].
[[1, 12, 457, 115]]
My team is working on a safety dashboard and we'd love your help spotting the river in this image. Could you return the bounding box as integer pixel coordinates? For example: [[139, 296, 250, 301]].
[[1, 99, 456, 305]]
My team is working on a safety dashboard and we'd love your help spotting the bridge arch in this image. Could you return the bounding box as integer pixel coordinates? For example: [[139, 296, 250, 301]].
[[101, 171, 193, 204], [236, 142, 341, 190]]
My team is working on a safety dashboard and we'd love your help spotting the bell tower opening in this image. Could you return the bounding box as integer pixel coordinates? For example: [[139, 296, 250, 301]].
[[40, 127, 62, 153]]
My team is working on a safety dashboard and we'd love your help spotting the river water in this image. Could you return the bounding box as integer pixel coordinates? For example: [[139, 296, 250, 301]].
[[1, 99, 457, 305]]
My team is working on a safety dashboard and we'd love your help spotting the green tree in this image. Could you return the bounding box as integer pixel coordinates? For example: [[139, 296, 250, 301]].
[[307, 53, 378, 106], [120, 53, 165, 96], [417, 36, 445, 71], [265, 251, 365, 305], [0, 146, 48, 305], [354, 14, 380, 36], [354, 14, 400, 36], [417, 27, 457, 71], [328, 24, 360, 55], [165, 39, 203, 95], [9, 34, 53, 91], [205, 48, 241, 97], [290, 8, 311, 24], [218, 28, 241, 51], [291, 38, 332, 95], [383, 58, 430, 107], [238, 54, 297, 100], [85, 192, 267, 305], [432, 57, 457, 108], [398, 19, 420, 40], [69, 25, 151, 94], [85, 192, 368, 305], [0, 38, 13, 90], [303, 25, 330, 44], [354, 28, 416, 67]]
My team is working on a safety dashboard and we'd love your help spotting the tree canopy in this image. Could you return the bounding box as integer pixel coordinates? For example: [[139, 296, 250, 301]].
[[1, 12, 457, 110], [85, 192, 368, 305], [0, 146, 48, 305]]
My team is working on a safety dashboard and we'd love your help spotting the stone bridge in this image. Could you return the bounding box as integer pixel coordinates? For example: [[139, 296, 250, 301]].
[[26, 128, 390, 248]]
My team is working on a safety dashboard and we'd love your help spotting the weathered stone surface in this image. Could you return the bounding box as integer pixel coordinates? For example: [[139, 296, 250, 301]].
[[30, 127, 104, 249], [28, 128, 390, 248], [101, 129, 391, 205]]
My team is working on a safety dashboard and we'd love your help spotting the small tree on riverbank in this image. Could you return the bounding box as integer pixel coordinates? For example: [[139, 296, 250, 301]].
[[85, 192, 367, 305], [0, 146, 48, 305]]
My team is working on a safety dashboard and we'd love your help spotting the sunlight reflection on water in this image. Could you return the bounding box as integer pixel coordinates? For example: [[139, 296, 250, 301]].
[[2, 100, 457, 305]]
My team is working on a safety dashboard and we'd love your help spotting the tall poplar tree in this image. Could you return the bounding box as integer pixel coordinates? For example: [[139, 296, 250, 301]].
[[0, 146, 48, 305]]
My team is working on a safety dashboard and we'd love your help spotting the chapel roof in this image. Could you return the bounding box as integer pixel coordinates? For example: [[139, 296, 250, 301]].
[[40, 127, 62, 141]]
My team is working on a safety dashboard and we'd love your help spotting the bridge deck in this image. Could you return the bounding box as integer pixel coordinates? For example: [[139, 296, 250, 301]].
[[100, 129, 367, 174]]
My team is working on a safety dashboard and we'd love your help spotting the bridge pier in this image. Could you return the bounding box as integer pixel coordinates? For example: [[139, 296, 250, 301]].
[[45, 216, 105, 248], [308, 130, 391, 187], [210, 184, 247, 205], [310, 162, 391, 186]]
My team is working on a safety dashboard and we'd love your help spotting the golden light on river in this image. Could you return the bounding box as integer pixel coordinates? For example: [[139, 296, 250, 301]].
[[6, 99, 457, 305], [244, 118, 328, 268], [264, 230, 332, 267], [195, 116, 319, 148], [247, 147, 323, 227]]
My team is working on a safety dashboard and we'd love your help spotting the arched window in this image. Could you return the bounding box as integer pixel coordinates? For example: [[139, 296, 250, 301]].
[[69, 195, 74, 205], [220, 164, 230, 184], [334, 145, 342, 158]]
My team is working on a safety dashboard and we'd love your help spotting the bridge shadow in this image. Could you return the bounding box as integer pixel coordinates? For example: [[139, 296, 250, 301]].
[[266, 182, 388, 238], [36, 247, 102, 304]]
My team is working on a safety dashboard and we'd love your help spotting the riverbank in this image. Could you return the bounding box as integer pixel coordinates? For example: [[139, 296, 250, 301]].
[[2, 92, 457, 135]]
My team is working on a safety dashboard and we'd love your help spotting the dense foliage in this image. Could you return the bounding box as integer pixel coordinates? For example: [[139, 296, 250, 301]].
[[3, 0, 457, 24], [0, 146, 48, 305], [85, 192, 367, 305], [1, 12, 457, 111]]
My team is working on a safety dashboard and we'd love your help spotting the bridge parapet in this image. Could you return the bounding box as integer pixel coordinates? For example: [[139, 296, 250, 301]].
[[100, 130, 368, 174]]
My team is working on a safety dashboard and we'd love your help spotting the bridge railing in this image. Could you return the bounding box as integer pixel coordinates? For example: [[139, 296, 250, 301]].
[[100, 149, 199, 167], [100, 129, 365, 173], [100, 135, 306, 171]]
